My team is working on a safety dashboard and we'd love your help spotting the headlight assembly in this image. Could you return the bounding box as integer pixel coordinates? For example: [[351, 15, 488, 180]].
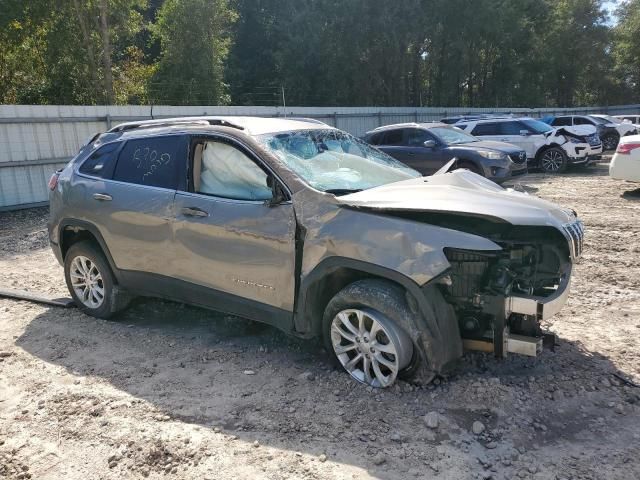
[[477, 150, 507, 160]]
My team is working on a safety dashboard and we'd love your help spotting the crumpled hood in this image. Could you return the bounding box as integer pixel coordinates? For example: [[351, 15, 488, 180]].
[[338, 170, 576, 227], [552, 124, 596, 137]]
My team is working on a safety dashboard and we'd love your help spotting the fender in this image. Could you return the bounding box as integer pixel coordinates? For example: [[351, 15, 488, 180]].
[[57, 218, 122, 283], [296, 256, 446, 335]]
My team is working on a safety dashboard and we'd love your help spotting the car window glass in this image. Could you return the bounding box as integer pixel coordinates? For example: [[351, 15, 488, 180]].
[[368, 132, 383, 145], [574, 117, 593, 125], [553, 117, 572, 126], [79, 142, 120, 178], [498, 121, 524, 135], [381, 129, 404, 145], [197, 141, 272, 201], [113, 136, 182, 189], [471, 122, 500, 136], [406, 129, 432, 146]]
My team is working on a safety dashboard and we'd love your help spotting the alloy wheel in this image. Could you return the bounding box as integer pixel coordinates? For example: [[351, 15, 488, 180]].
[[541, 150, 564, 172], [603, 135, 618, 151], [330, 308, 412, 388], [70, 255, 105, 308]]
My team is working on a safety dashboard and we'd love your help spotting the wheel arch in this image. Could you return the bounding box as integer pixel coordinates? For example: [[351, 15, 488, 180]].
[[58, 219, 121, 283], [295, 257, 426, 338]]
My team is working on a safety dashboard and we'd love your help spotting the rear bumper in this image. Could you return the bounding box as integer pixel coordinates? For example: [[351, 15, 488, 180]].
[[506, 264, 572, 321], [610, 154, 640, 182]]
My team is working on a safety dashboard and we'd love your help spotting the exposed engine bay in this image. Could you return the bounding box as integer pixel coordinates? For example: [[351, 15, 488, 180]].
[[439, 221, 575, 355]]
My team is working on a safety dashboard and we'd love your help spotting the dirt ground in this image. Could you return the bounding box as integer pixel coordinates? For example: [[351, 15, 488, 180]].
[[1, 162, 639, 480]]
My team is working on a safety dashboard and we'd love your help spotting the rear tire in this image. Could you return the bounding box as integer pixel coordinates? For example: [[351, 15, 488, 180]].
[[538, 147, 568, 173], [64, 241, 129, 319], [323, 279, 432, 388]]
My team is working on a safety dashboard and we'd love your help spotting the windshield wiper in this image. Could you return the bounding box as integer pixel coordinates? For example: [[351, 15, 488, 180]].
[[325, 188, 363, 196]]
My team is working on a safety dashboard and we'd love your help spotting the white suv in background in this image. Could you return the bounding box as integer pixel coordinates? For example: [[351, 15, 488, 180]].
[[591, 114, 638, 137], [456, 117, 602, 173], [614, 115, 640, 127]]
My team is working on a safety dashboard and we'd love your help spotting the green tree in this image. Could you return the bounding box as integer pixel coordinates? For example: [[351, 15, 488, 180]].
[[612, 0, 640, 102], [150, 0, 237, 105]]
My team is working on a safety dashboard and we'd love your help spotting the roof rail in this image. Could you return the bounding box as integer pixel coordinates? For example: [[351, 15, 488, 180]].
[[286, 117, 330, 126], [108, 116, 245, 134]]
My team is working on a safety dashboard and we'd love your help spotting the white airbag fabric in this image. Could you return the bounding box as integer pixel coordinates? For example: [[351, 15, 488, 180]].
[[199, 142, 272, 200]]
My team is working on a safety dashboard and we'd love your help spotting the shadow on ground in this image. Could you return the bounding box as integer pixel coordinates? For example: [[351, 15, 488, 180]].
[[14, 295, 639, 478]]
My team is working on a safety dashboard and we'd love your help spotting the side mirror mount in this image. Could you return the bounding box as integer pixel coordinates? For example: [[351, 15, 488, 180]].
[[519, 130, 530, 137], [423, 140, 436, 148], [266, 176, 287, 207]]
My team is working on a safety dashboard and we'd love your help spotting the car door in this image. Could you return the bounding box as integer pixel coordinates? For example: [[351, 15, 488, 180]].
[[505, 121, 540, 159], [373, 129, 406, 161], [401, 128, 450, 174], [469, 122, 503, 143], [172, 135, 297, 315], [78, 134, 185, 278]]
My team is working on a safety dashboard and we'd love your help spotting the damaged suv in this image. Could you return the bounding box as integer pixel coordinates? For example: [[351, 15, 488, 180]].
[[48, 117, 583, 388]]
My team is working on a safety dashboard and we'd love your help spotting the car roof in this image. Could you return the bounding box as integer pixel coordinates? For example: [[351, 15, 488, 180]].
[[458, 117, 532, 125], [366, 122, 448, 134], [110, 116, 335, 137]]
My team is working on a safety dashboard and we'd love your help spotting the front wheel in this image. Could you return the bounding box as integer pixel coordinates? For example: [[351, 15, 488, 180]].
[[323, 280, 420, 388], [602, 133, 619, 151], [539, 147, 568, 173]]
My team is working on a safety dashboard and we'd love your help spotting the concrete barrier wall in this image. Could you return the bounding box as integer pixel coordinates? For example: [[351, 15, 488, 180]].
[[1, 103, 639, 210]]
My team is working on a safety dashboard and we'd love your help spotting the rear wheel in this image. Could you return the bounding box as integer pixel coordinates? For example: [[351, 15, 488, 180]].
[[539, 147, 568, 173], [64, 241, 128, 319], [323, 279, 424, 388]]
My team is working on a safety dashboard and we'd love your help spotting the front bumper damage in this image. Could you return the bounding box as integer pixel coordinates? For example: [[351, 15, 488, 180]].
[[507, 263, 571, 321]]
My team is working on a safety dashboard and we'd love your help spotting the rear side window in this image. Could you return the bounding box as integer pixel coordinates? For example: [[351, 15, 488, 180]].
[[368, 132, 383, 145], [552, 117, 572, 126], [113, 136, 184, 189], [471, 122, 500, 136], [79, 142, 120, 178], [380, 129, 404, 145]]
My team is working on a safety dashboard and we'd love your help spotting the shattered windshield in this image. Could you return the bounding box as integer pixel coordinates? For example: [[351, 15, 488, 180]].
[[256, 129, 421, 193]]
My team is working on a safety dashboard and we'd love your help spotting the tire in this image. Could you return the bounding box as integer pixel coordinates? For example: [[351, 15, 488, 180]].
[[602, 133, 619, 151], [538, 147, 568, 173], [64, 240, 128, 319], [322, 279, 430, 388], [458, 161, 484, 176]]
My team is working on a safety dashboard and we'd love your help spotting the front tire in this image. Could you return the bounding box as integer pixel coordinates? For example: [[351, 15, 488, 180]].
[[458, 161, 484, 176], [602, 133, 619, 151], [64, 241, 125, 319], [538, 147, 568, 173], [323, 279, 423, 388]]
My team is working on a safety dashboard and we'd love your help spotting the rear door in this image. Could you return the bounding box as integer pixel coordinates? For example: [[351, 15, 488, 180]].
[[172, 135, 297, 315], [78, 134, 186, 278], [469, 122, 503, 143]]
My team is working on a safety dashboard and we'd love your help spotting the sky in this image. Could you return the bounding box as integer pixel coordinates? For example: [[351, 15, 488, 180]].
[[603, 0, 624, 25]]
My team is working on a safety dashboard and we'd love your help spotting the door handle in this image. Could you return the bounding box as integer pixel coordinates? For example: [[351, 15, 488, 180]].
[[92, 193, 112, 201], [181, 207, 209, 218]]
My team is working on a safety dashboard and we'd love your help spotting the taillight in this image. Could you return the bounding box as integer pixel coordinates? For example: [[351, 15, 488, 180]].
[[616, 143, 640, 155], [48, 172, 59, 191]]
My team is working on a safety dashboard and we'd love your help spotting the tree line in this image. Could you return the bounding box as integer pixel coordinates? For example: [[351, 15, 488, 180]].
[[1, 0, 639, 108]]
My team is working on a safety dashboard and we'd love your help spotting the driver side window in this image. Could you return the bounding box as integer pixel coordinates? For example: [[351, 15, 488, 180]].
[[193, 140, 273, 201]]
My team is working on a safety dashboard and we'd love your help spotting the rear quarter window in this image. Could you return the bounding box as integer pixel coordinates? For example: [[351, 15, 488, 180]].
[[78, 142, 121, 178], [113, 136, 185, 189]]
